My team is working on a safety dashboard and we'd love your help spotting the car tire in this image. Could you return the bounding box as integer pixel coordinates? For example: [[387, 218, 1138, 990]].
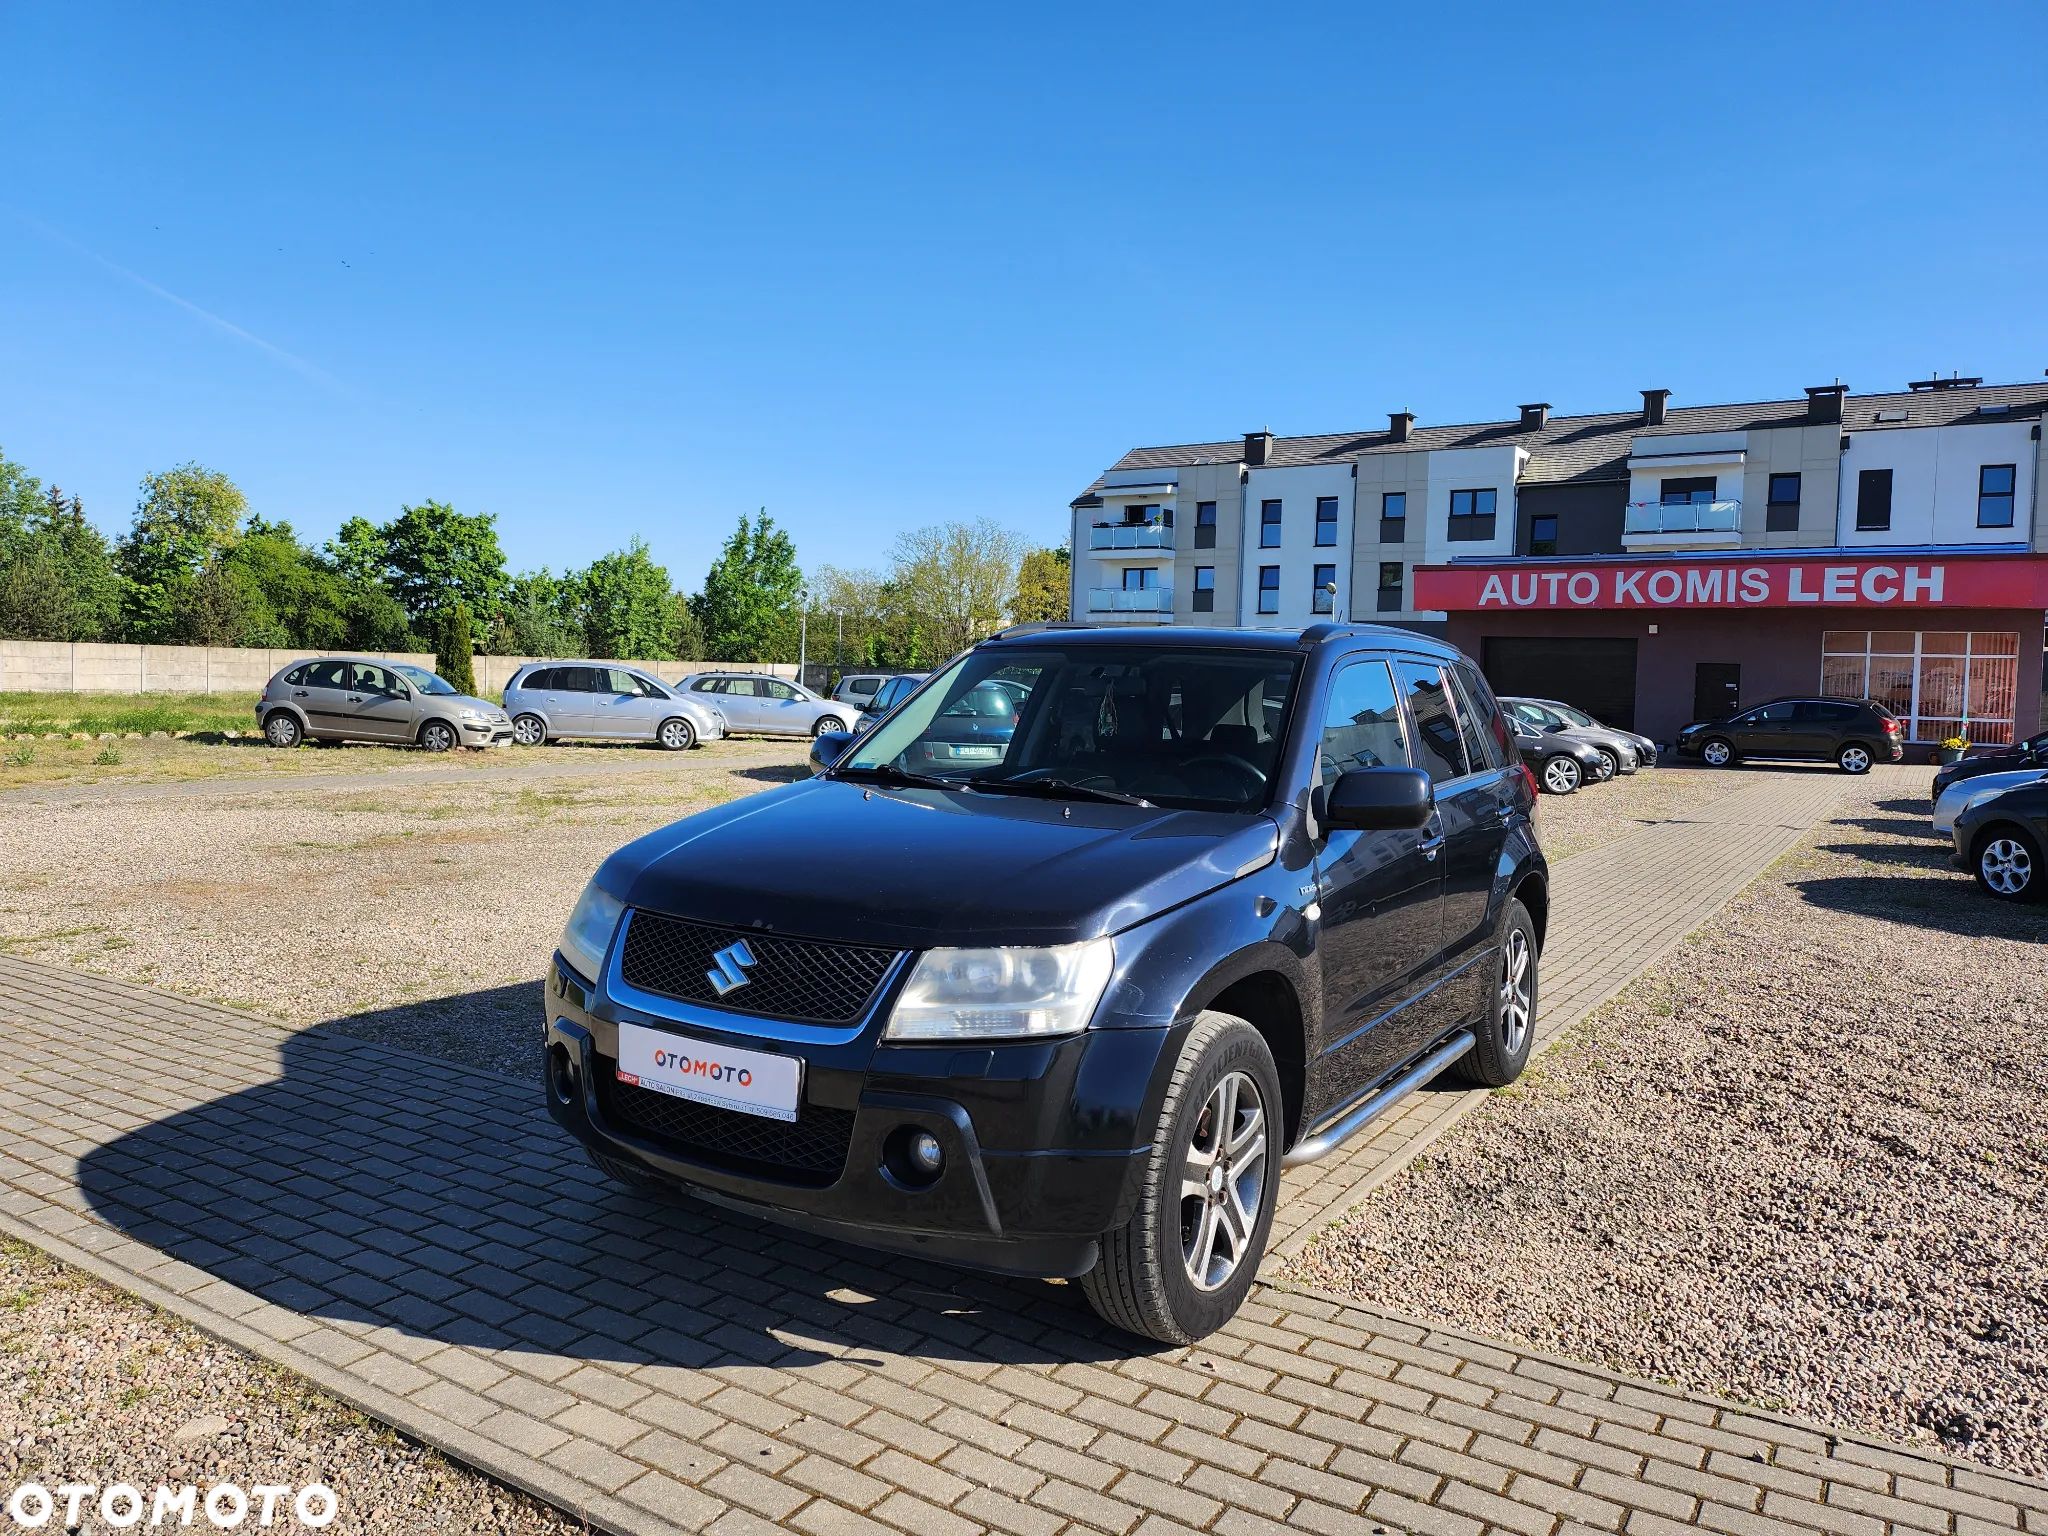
[[1590, 750, 1617, 781], [262, 711, 303, 749], [512, 714, 548, 747], [585, 1147, 674, 1195], [1700, 736, 1736, 768], [1450, 897, 1539, 1088], [1837, 742, 1874, 775], [1600, 747, 1632, 777], [1081, 1011, 1281, 1345], [1973, 824, 2044, 902], [812, 714, 849, 738], [657, 716, 697, 752], [1538, 754, 1581, 795], [419, 720, 458, 753]]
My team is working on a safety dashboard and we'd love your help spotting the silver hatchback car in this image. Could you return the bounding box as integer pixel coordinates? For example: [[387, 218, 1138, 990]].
[[256, 658, 512, 750], [674, 671, 855, 738], [502, 662, 725, 750]]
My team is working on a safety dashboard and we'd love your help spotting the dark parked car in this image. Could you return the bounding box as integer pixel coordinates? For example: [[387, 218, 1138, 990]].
[[1950, 777, 2048, 901], [1676, 697, 1902, 774], [544, 623, 1548, 1343], [1932, 729, 2048, 800], [1509, 719, 1608, 795]]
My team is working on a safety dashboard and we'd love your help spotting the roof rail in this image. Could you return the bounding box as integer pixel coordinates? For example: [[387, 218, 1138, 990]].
[[992, 620, 1103, 639]]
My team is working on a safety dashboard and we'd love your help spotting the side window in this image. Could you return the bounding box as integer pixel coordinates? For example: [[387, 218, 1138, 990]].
[[523, 668, 553, 690], [1451, 662, 1510, 769], [349, 662, 389, 694], [282, 664, 311, 686], [1317, 659, 1408, 790], [690, 677, 723, 693], [762, 680, 799, 701], [848, 678, 878, 698], [303, 660, 348, 688], [603, 668, 640, 695], [1395, 661, 1469, 784], [1801, 701, 1857, 723]]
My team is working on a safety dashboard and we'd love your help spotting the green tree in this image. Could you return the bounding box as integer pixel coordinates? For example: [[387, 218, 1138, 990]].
[[577, 539, 675, 659], [325, 516, 386, 588], [116, 463, 247, 642], [222, 517, 350, 648], [379, 500, 506, 626], [691, 511, 802, 662], [665, 591, 705, 661], [1012, 544, 1071, 626], [436, 601, 478, 695], [342, 583, 419, 651], [491, 569, 585, 657], [888, 517, 1029, 658], [0, 473, 123, 642]]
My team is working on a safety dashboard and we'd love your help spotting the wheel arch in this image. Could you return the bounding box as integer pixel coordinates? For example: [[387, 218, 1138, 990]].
[[1181, 956, 1309, 1147], [261, 701, 310, 732]]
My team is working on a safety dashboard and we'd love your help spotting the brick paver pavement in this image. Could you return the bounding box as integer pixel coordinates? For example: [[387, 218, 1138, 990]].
[[6, 764, 2044, 1536]]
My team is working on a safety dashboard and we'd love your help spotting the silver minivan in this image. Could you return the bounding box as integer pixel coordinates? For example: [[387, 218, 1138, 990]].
[[674, 671, 854, 738], [256, 658, 512, 750], [832, 670, 925, 707], [502, 662, 725, 750]]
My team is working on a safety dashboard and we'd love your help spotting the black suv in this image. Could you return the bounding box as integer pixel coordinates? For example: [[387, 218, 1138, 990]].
[[544, 624, 1548, 1342], [1676, 697, 1903, 774]]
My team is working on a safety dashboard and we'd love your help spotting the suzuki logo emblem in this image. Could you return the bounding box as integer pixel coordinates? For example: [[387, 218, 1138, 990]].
[[707, 940, 757, 996]]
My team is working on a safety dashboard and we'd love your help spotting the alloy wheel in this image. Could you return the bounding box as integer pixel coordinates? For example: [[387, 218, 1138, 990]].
[[513, 715, 546, 747], [1702, 740, 1732, 767], [1179, 1072, 1267, 1292], [660, 719, 694, 750], [1840, 746, 1872, 774], [1499, 926, 1533, 1055], [1981, 838, 2033, 896], [1543, 756, 1580, 793], [422, 722, 456, 752]]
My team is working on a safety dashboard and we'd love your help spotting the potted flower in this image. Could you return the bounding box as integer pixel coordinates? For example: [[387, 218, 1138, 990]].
[[1938, 732, 1970, 766]]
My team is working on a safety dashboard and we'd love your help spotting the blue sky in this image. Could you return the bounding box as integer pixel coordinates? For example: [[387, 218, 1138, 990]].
[[3, 3, 2043, 590]]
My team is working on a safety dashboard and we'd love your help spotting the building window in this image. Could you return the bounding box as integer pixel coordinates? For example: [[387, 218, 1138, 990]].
[[1855, 468, 1893, 532], [1766, 472, 1802, 533], [1194, 500, 1217, 549], [1121, 567, 1158, 590], [1314, 496, 1339, 546], [1256, 565, 1280, 614], [1379, 491, 1407, 544], [1192, 565, 1215, 612], [1979, 464, 2017, 529], [1659, 476, 1716, 506], [1448, 488, 1497, 542], [1822, 629, 2019, 744], [1527, 514, 1558, 557], [1259, 500, 1283, 547], [1312, 563, 1337, 614], [1377, 561, 1403, 613]]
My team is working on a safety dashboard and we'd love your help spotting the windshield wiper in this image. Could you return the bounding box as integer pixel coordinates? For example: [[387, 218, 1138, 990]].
[[834, 764, 963, 791], [967, 776, 1153, 808]]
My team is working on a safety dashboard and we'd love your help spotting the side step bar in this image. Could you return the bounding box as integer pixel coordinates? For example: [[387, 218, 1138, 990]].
[[1280, 1029, 1477, 1168]]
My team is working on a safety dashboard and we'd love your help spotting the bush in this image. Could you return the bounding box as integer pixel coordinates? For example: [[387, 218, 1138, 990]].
[[436, 602, 477, 696]]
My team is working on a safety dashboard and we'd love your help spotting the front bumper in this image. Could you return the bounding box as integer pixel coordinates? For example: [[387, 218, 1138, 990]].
[[541, 956, 1166, 1279], [462, 719, 514, 746]]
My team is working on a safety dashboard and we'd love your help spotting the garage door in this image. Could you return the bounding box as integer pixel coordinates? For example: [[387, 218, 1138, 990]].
[[1480, 637, 1640, 729]]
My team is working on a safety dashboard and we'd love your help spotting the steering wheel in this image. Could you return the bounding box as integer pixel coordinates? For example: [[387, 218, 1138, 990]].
[[1171, 752, 1267, 801]]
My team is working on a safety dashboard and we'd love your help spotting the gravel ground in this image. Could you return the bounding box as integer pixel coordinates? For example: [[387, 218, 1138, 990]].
[[1291, 771, 2048, 1476], [0, 737, 810, 1075], [0, 1238, 582, 1535], [1532, 759, 1755, 861]]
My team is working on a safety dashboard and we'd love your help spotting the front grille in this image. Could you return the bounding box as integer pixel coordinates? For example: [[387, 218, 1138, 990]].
[[599, 1065, 854, 1185], [619, 910, 899, 1024]]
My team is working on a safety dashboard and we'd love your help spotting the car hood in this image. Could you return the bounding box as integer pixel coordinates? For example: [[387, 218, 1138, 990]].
[[596, 777, 1282, 948], [445, 694, 504, 714]]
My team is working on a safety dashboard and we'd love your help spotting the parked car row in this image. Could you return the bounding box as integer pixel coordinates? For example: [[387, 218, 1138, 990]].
[[1501, 697, 1657, 794], [1931, 736, 2048, 902], [258, 655, 920, 752]]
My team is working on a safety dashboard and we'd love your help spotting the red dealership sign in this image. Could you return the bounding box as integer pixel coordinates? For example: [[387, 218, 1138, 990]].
[[1412, 554, 2048, 612]]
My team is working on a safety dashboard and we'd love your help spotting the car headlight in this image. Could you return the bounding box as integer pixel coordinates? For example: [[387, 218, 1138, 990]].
[[557, 881, 625, 982], [884, 939, 1113, 1041]]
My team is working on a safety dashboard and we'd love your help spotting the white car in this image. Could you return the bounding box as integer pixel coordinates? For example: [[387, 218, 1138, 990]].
[[1932, 767, 2048, 837], [674, 672, 855, 738]]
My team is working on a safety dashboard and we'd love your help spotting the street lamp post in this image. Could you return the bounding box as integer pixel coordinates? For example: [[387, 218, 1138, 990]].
[[796, 587, 810, 688], [1322, 577, 1342, 622]]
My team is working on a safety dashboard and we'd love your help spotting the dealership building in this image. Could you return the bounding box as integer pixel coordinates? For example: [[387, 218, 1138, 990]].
[[1066, 376, 2048, 745]]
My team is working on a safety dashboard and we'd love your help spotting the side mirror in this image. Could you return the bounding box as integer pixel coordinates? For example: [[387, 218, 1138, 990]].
[[809, 731, 855, 775], [1325, 767, 1434, 832]]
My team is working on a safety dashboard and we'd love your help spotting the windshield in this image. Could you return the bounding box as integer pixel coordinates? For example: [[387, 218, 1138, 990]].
[[839, 644, 1302, 813], [394, 664, 460, 696]]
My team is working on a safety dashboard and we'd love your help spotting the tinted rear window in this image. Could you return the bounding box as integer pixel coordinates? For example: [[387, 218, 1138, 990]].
[[1395, 661, 1468, 783]]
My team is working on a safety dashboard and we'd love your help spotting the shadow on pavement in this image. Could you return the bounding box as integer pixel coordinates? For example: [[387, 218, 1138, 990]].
[[77, 986, 1160, 1374]]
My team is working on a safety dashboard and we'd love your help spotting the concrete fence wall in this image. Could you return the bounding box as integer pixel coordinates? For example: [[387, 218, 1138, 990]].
[[0, 641, 796, 696]]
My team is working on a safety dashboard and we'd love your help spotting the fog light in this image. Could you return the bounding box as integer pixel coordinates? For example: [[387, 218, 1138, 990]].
[[547, 1043, 577, 1106], [908, 1130, 944, 1175]]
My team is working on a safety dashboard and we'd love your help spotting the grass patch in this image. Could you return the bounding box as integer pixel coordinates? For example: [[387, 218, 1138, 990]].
[[0, 691, 258, 737]]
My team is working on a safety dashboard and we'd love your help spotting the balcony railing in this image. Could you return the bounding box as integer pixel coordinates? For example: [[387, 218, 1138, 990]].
[[1089, 523, 1176, 551], [1088, 586, 1173, 613], [1624, 499, 1742, 535]]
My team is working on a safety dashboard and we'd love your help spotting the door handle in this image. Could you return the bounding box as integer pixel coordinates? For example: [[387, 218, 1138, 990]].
[[346, 694, 363, 702], [1418, 833, 1445, 860], [292, 690, 308, 697]]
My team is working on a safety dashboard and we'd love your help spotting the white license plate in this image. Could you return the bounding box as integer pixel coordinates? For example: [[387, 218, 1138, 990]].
[[615, 1023, 802, 1122]]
